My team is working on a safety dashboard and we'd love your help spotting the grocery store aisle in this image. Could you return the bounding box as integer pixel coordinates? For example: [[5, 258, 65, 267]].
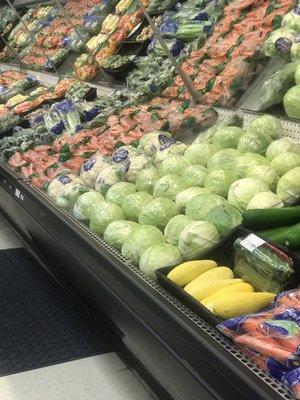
[[0, 214, 155, 400]]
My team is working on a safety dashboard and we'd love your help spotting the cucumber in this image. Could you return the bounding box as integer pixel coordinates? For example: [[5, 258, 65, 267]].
[[264, 223, 300, 251], [243, 206, 300, 230]]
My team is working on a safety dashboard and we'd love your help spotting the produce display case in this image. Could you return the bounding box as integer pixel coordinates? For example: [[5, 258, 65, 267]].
[[1, 0, 300, 399], [0, 105, 299, 400]]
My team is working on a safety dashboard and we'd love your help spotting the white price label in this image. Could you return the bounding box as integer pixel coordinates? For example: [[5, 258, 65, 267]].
[[14, 188, 20, 198], [240, 234, 265, 252]]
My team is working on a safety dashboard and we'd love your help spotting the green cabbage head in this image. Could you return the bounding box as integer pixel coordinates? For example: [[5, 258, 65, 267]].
[[103, 220, 139, 250]]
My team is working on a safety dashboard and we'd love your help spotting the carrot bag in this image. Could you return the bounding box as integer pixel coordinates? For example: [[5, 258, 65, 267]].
[[218, 289, 300, 369]]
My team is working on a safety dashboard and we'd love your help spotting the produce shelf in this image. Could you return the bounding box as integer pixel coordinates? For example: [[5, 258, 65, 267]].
[[1, 107, 299, 400]]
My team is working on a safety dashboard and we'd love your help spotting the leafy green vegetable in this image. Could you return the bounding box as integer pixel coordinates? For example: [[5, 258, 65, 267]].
[[153, 174, 187, 200], [73, 191, 104, 221], [135, 167, 160, 194], [237, 132, 272, 155], [122, 225, 165, 265], [227, 178, 270, 211], [103, 220, 138, 251], [246, 165, 279, 191], [89, 201, 125, 235], [95, 164, 124, 195], [266, 137, 300, 160], [105, 182, 136, 207], [184, 143, 217, 166], [207, 149, 240, 171], [139, 243, 182, 279], [236, 153, 269, 176], [159, 154, 191, 176], [205, 169, 239, 198], [178, 221, 220, 259], [121, 191, 153, 221], [185, 193, 225, 220], [276, 166, 300, 205], [205, 204, 242, 236], [270, 152, 300, 176], [175, 187, 209, 212], [283, 85, 300, 119], [212, 126, 244, 149], [247, 192, 284, 210], [182, 165, 208, 187], [138, 198, 179, 231], [164, 214, 195, 246], [247, 115, 283, 139]]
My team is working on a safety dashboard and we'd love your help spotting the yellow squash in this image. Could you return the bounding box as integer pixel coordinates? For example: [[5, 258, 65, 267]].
[[201, 283, 254, 313], [197, 266, 234, 281], [213, 292, 276, 319], [167, 260, 217, 287], [184, 279, 243, 302]]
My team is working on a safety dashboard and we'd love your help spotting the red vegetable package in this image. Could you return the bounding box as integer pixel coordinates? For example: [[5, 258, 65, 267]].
[[218, 289, 300, 398]]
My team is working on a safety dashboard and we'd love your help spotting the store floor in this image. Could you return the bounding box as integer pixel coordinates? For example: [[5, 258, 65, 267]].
[[0, 215, 155, 400]]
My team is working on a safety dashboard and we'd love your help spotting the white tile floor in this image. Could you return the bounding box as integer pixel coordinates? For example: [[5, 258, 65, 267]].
[[0, 214, 156, 400]]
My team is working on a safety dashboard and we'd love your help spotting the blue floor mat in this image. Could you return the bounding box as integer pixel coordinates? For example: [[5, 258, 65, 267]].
[[0, 248, 113, 375]]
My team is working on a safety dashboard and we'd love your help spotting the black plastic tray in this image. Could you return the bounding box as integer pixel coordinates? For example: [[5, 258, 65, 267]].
[[156, 226, 300, 327]]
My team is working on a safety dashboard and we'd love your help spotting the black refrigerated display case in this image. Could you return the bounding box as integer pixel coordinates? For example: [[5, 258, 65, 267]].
[[0, 159, 294, 400]]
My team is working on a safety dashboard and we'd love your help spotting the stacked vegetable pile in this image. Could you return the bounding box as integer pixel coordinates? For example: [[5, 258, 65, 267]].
[[127, 0, 226, 96], [0, 0, 108, 71], [74, 0, 147, 80], [0, 5, 18, 36], [40, 112, 299, 282], [3, 97, 216, 189], [163, 0, 296, 103]]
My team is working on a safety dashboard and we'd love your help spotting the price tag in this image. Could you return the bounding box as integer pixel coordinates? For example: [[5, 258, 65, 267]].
[[14, 188, 20, 198], [240, 234, 265, 252]]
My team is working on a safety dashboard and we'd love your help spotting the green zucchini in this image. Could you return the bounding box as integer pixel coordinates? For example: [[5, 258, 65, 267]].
[[243, 206, 300, 230]]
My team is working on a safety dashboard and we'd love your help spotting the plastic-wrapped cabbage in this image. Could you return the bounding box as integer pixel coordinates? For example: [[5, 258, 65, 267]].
[[207, 149, 240, 171], [138, 131, 173, 156], [105, 182, 136, 207], [236, 153, 269, 176], [111, 145, 138, 164], [228, 178, 270, 211], [47, 174, 83, 199], [246, 165, 279, 191], [73, 191, 104, 221], [283, 85, 300, 118], [185, 193, 225, 220], [263, 27, 297, 57], [247, 115, 283, 139], [178, 221, 220, 259], [138, 198, 179, 231], [184, 143, 217, 166], [175, 187, 209, 212], [159, 154, 191, 176], [47, 174, 88, 210], [270, 152, 300, 176], [124, 152, 152, 182], [276, 166, 300, 205], [121, 191, 153, 221], [95, 164, 124, 195], [122, 225, 166, 265], [266, 137, 300, 160], [164, 215, 195, 246], [282, 8, 300, 32], [89, 201, 125, 235], [103, 220, 138, 251], [237, 132, 272, 155], [212, 126, 244, 149], [139, 243, 182, 279], [153, 174, 187, 200], [247, 192, 284, 210], [155, 141, 187, 164], [80, 154, 110, 187], [182, 165, 208, 187], [205, 169, 239, 198], [205, 204, 242, 236], [135, 167, 160, 194]]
